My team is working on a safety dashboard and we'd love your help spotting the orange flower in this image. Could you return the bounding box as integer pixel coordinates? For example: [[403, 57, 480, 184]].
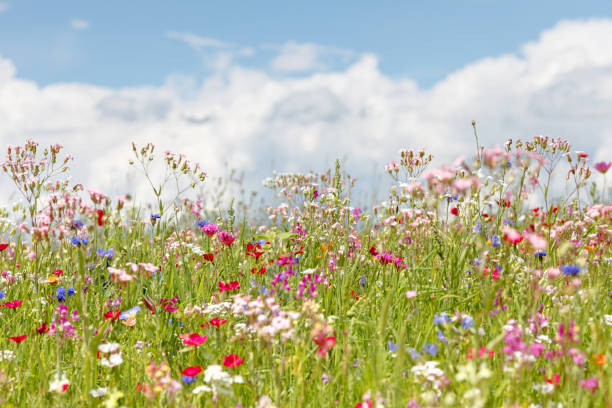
[[593, 353, 607, 366]]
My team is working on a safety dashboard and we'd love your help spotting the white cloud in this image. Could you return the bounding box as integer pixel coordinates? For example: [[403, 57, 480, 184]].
[[70, 19, 90, 30], [166, 31, 232, 50], [1, 19, 612, 205], [270, 41, 354, 72]]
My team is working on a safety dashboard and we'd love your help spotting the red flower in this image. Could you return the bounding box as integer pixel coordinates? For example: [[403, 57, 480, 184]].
[[314, 336, 336, 357], [546, 373, 561, 385], [208, 317, 227, 327], [53, 269, 63, 276], [181, 365, 202, 377], [142, 296, 156, 314], [104, 310, 121, 320], [9, 334, 27, 343], [219, 280, 240, 293], [97, 209, 105, 226], [217, 231, 235, 246], [223, 353, 244, 368], [450, 207, 459, 216], [202, 253, 214, 262], [179, 333, 208, 346], [37, 322, 50, 334], [250, 266, 266, 274], [246, 243, 264, 259], [369, 246, 379, 257], [0, 243, 9, 251], [4, 300, 22, 309]]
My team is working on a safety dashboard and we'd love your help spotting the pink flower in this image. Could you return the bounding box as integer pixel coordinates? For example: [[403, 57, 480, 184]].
[[579, 377, 598, 393], [223, 354, 245, 368], [179, 333, 208, 346], [200, 223, 219, 237], [405, 290, 417, 299], [503, 226, 523, 245], [218, 231, 235, 246], [594, 161, 612, 174]]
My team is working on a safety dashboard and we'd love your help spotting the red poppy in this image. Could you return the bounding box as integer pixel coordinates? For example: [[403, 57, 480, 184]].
[[104, 310, 121, 320], [219, 281, 240, 293], [450, 207, 459, 216], [9, 334, 27, 343], [97, 209, 105, 226], [37, 322, 50, 334], [179, 333, 208, 346], [208, 317, 227, 327], [246, 243, 264, 259], [223, 353, 244, 368], [202, 253, 214, 262], [369, 246, 379, 257], [314, 336, 336, 357], [53, 269, 63, 276], [0, 243, 9, 251], [181, 366, 202, 376], [3, 300, 22, 309], [250, 266, 266, 275]]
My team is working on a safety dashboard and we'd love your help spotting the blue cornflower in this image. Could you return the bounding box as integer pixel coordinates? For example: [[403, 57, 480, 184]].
[[0, 290, 5, 300], [535, 251, 547, 259], [71, 237, 89, 246], [72, 220, 84, 229], [436, 330, 448, 344], [472, 222, 482, 234], [388, 340, 399, 353], [67, 287, 76, 297], [96, 248, 115, 259], [433, 312, 451, 325], [182, 376, 197, 384], [195, 220, 210, 227], [407, 348, 421, 361], [359, 275, 367, 287], [503, 219, 514, 226], [422, 343, 439, 356], [491, 235, 501, 247], [561, 265, 580, 276], [56, 286, 66, 301], [151, 214, 161, 219], [461, 316, 475, 329]]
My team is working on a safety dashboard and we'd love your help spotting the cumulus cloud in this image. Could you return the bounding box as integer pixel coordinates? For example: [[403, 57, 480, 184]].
[[269, 41, 354, 72], [1, 19, 612, 205], [70, 19, 90, 30]]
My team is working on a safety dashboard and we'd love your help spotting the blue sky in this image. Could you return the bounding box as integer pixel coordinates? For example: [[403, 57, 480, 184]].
[[1, 1, 611, 88], [1, 1, 612, 202]]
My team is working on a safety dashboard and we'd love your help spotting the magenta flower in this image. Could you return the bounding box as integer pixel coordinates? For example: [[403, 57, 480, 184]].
[[579, 377, 598, 393], [594, 161, 612, 174], [179, 333, 208, 346], [217, 231, 235, 246], [200, 223, 219, 237]]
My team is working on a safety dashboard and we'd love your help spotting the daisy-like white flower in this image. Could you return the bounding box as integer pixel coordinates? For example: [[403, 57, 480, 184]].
[[100, 353, 123, 367], [89, 387, 109, 397], [98, 343, 120, 354]]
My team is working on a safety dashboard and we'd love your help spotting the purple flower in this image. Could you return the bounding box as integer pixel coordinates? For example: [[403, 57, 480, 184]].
[[561, 265, 580, 276]]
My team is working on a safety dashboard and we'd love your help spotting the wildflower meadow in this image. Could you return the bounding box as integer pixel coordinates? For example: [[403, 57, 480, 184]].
[[0, 132, 610, 408]]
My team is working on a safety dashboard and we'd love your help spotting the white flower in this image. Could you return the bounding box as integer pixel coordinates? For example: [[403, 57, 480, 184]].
[[533, 382, 554, 394], [98, 343, 120, 353], [0, 350, 15, 361], [192, 385, 212, 394], [99, 353, 123, 367], [49, 373, 70, 393], [89, 387, 109, 397], [604, 315, 612, 326], [256, 395, 277, 408]]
